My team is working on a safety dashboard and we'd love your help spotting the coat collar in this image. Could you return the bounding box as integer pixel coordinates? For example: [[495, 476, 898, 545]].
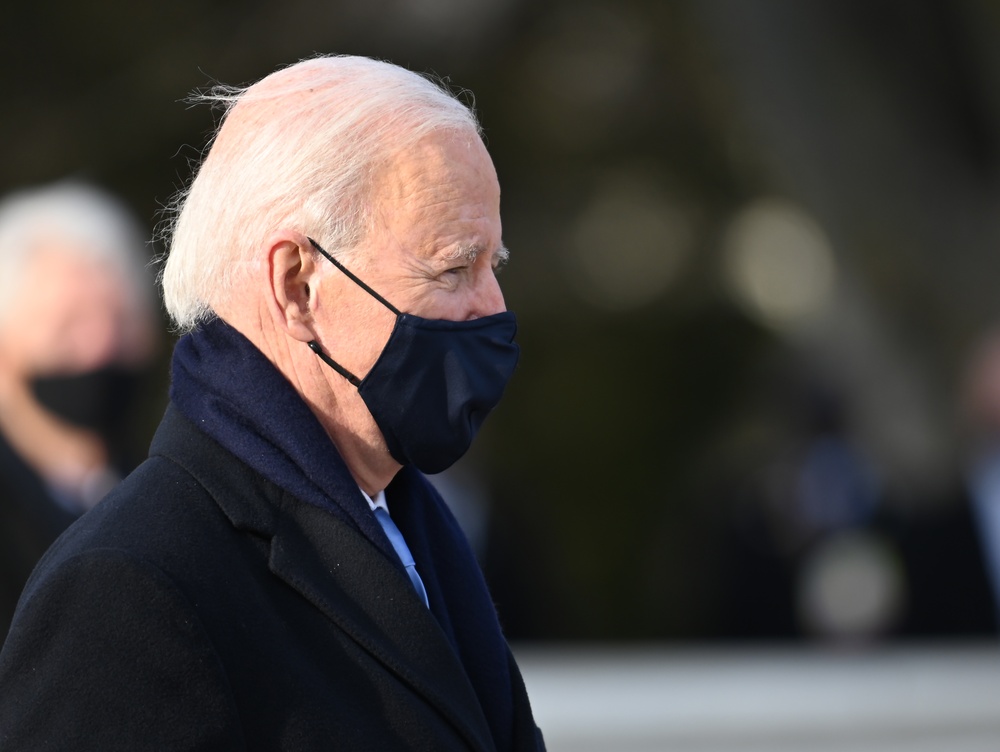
[[151, 406, 496, 752]]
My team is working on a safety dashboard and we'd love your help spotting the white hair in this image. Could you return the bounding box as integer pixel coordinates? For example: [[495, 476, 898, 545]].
[[0, 180, 153, 327], [160, 55, 483, 332]]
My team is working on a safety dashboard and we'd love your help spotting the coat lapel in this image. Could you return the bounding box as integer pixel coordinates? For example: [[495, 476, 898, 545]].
[[267, 498, 495, 752], [153, 408, 496, 752]]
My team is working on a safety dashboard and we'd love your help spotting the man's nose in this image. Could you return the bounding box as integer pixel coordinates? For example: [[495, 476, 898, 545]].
[[467, 269, 506, 320]]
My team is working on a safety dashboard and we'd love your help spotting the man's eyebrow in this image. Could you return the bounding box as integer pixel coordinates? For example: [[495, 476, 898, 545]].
[[444, 243, 510, 264]]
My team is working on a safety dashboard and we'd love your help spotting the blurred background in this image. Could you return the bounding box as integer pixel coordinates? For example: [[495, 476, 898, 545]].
[[5, 0, 1000, 745], [6, 0, 1000, 643]]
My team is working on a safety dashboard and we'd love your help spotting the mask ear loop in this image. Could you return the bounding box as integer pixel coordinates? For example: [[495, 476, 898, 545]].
[[307, 237, 401, 316], [305, 237, 400, 388], [307, 341, 362, 387]]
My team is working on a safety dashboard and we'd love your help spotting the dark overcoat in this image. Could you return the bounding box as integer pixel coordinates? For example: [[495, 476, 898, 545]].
[[0, 407, 543, 751]]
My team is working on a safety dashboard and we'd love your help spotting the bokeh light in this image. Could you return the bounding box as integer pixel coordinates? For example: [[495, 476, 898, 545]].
[[723, 197, 837, 331], [565, 172, 696, 311]]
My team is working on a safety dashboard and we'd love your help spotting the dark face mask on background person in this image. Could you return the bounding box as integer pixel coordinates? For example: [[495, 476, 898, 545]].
[[30, 365, 139, 436], [306, 238, 520, 475]]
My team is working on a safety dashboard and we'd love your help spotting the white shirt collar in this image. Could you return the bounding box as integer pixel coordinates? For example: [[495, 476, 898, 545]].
[[359, 487, 389, 514]]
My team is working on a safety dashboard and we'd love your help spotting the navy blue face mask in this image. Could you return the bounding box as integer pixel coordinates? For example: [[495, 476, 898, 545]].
[[306, 238, 520, 474]]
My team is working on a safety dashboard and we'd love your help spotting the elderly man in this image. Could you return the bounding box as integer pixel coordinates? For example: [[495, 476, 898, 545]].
[[0, 181, 158, 636], [0, 56, 543, 751]]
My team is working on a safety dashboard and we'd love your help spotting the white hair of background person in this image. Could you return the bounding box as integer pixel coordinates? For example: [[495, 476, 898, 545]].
[[0, 180, 155, 329], [160, 54, 482, 333]]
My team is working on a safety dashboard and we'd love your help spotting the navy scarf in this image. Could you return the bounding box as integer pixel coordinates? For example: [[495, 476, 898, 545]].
[[170, 318, 515, 751]]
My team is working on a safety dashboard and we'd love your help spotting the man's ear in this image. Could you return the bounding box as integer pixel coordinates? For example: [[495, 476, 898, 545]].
[[267, 237, 321, 343]]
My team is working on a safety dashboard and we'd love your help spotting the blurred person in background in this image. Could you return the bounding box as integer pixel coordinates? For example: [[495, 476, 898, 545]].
[[713, 372, 907, 642], [0, 56, 543, 750], [922, 325, 1000, 634], [0, 180, 159, 635], [714, 353, 999, 644]]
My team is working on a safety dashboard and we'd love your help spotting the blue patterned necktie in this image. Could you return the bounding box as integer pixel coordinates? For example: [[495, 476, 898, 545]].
[[374, 507, 430, 608]]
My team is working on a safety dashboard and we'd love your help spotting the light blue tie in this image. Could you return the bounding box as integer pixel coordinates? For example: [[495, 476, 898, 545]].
[[374, 507, 430, 608]]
